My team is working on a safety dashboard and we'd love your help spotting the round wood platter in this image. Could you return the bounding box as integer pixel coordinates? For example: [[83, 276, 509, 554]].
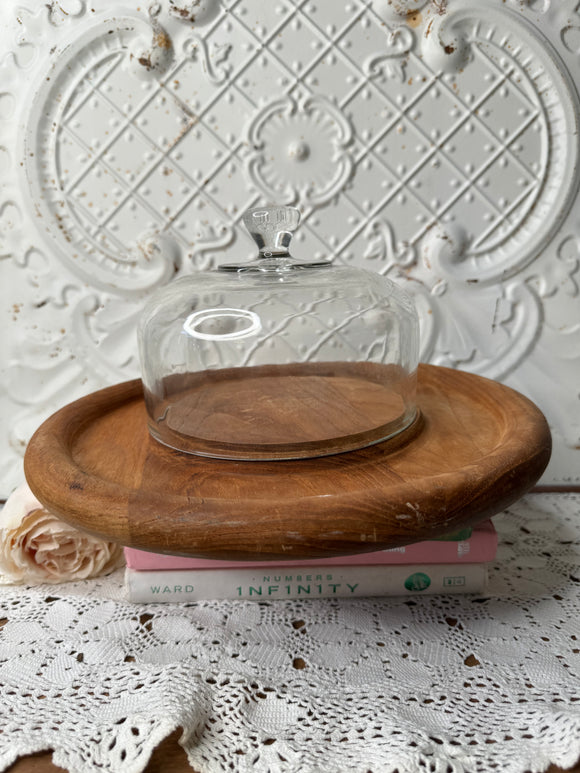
[[24, 365, 551, 561]]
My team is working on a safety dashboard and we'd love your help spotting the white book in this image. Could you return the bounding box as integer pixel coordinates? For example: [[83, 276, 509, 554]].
[[125, 563, 488, 603]]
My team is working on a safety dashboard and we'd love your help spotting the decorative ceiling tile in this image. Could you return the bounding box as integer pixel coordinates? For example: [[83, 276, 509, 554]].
[[1, 0, 580, 494]]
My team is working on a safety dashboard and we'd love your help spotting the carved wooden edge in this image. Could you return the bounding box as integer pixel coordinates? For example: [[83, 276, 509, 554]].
[[7, 483, 580, 508], [23, 380, 142, 542], [21, 366, 552, 558]]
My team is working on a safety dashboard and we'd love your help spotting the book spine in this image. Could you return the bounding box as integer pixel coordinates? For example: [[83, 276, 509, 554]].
[[124, 523, 497, 571], [125, 563, 488, 603]]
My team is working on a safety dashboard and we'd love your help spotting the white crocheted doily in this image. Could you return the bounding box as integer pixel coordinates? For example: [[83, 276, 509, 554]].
[[0, 493, 579, 773]]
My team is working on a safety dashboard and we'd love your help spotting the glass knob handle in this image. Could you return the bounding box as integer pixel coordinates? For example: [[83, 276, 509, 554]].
[[243, 206, 300, 257]]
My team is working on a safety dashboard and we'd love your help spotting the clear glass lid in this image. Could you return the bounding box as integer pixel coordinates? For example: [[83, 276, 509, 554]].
[[138, 206, 420, 460]]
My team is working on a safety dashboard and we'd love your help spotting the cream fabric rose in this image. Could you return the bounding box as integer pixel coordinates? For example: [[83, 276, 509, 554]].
[[0, 483, 124, 584]]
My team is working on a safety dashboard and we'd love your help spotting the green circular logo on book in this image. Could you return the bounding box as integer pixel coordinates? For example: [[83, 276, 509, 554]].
[[404, 572, 431, 592]]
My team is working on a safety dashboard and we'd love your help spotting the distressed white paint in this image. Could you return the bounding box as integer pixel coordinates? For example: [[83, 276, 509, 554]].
[[1, 0, 579, 495]]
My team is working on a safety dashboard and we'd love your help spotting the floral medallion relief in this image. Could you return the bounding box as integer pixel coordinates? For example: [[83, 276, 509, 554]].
[[245, 95, 354, 207], [1, 0, 580, 492]]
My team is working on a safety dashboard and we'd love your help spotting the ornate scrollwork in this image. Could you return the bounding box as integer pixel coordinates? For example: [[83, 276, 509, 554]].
[[364, 27, 416, 81]]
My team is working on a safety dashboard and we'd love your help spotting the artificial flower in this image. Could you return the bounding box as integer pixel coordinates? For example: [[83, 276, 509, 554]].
[[0, 482, 124, 584]]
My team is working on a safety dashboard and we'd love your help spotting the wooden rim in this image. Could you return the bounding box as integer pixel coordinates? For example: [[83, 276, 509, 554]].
[[24, 365, 552, 560]]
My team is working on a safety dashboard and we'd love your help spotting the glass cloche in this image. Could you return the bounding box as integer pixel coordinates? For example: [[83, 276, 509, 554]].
[[138, 206, 419, 460]]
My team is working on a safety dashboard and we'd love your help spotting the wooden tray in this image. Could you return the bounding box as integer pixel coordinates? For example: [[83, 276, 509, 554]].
[[24, 365, 551, 561]]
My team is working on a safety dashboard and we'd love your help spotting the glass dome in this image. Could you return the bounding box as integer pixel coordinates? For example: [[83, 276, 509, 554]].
[[138, 206, 420, 460]]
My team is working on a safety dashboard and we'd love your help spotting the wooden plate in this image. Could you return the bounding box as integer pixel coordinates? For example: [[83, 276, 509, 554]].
[[24, 365, 551, 561]]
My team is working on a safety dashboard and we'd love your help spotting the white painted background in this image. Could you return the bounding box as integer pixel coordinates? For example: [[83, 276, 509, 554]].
[[1, 0, 579, 497]]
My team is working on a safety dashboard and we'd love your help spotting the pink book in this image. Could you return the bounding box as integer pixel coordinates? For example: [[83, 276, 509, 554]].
[[124, 520, 497, 571]]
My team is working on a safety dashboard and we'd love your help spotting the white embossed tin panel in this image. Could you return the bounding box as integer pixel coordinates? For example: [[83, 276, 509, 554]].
[[1, 0, 579, 494]]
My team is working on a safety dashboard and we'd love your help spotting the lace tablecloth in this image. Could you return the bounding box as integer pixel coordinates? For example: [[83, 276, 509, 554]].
[[0, 492, 578, 773]]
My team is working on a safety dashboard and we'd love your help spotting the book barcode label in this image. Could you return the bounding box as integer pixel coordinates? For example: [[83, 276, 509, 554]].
[[443, 575, 466, 587]]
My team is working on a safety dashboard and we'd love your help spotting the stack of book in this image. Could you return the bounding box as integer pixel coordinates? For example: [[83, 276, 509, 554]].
[[124, 520, 498, 602]]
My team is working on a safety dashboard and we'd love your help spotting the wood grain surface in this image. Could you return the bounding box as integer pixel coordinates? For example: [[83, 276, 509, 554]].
[[24, 365, 551, 561], [146, 361, 413, 459]]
